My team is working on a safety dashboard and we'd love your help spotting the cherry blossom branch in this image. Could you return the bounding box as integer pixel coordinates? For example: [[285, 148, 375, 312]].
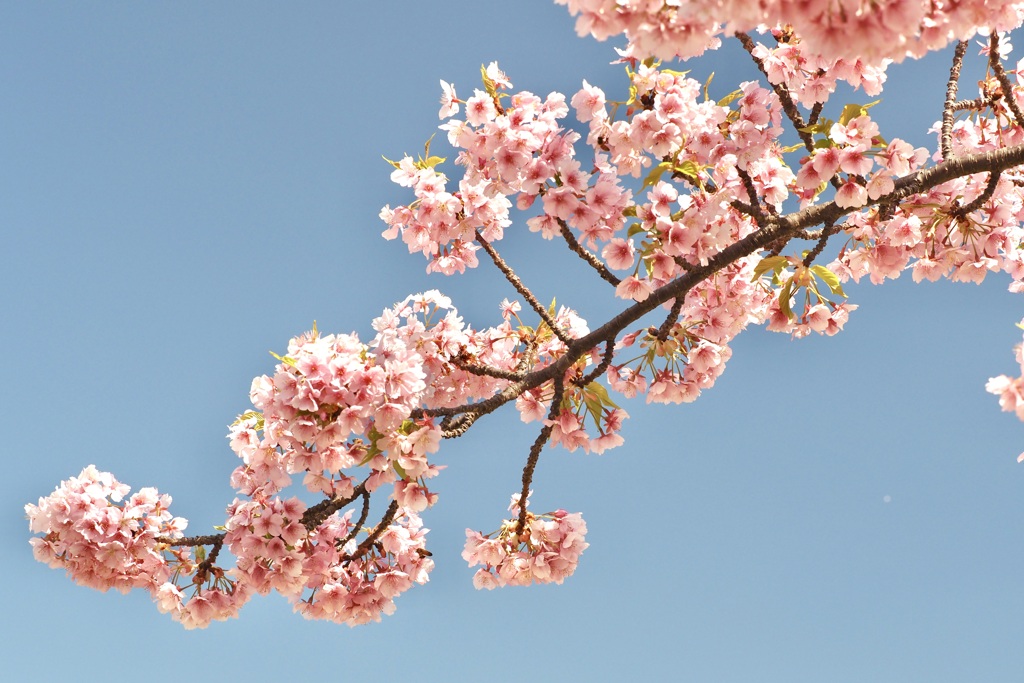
[[579, 340, 615, 387], [334, 488, 371, 551], [342, 500, 400, 563], [158, 533, 224, 548], [989, 33, 1024, 128], [952, 171, 1001, 217], [451, 355, 526, 381], [736, 167, 773, 225], [301, 480, 369, 530], [941, 41, 969, 161], [516, 372, 565, 533], [421, 144, 1024, 430], [556, 218, 622, 286], [475, 230, 573, 346], [802, 222, 838, 266], [735, 31, 814, 153], [656, 297, 686, 341]]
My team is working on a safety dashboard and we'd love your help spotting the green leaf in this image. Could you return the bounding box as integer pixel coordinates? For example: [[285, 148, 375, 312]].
[[811, 265, 847, 298], [778, 279, 795, 320], [195, 546, 206, 564], [673, 160, 700, 181], [703, 71, 714, 102], [751, 255, 789, 280], [716, 89, 742, 107], [780, 142, 806, 154], [838, 100, 880, 127], [480, 63, 496, 97], [393, 462, 408, 479], [627, 223, 646, 238], [269, 351, 298, 369], [622, 205, 637, 218], [231, 410, 263, 426], [640, 161, 671, 190], [586, 381, 620, 410], [381, 155, 402, 169]]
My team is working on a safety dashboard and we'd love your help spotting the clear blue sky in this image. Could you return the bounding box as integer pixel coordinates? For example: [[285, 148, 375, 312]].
[[4, 3, 1024, 681]]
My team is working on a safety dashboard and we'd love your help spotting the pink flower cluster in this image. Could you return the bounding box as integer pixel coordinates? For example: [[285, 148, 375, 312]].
[[750, 28, 889, 107], [555, 0, 1024, 64], [295, 508, 433, 626], [463, 494, 588, 588], [987, 329, 1024, 463], [26, 465, 186, 595]]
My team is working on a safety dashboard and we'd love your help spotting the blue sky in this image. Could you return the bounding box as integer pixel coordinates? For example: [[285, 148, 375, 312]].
[[4, 3, 1024, 681]]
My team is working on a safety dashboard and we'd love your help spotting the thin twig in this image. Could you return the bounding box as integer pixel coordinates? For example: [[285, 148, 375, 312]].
[[516, 373, 565, 534], [802, 222, 838, 266], [941, 41, 969, 161], [735, 31, 814, 153], [989, 33, 1024, 128], [334, 488, 371, 550], [579, 340, 615, 387], [951, 171, 1001, 218], [343, 500, 400, 563], [475, 230, 573, 347], [451, 355, 525, 381], [656, 297, 686, 342], [736, 167, 771, 225], [556, 219, 622, 286]]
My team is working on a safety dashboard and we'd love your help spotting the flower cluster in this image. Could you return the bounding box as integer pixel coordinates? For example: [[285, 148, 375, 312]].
[[555, 0, 1024, 64], [462, 494, 588, 589], [25, 466, 186, 595], [295, 508, 433, 626]]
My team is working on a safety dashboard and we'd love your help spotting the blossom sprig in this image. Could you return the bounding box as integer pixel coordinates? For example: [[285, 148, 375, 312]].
[[462, 493, 588, 589], [555, 1, 1024, 65]]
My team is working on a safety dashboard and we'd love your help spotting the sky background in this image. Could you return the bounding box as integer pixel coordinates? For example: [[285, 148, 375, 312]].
[[4, 2, 1024, 681]]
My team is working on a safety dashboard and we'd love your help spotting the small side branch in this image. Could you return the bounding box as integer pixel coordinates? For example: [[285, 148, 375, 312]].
[[802, 222, 838, 267], [579, 340, 615, 387], [343, 500, 400, 563], [475, 230, 573, 346], [556, 219, 622, 286], [301, 481, 369, 530], [516, 373, 565, 533], [951, 171, 1001, 218], [656, 297, 686, 341], [989, 33, 1024, 128], [941, 41, 969, 161], [735, 31, 814, 153], [451, 355, 525, 381], [334, 488, 371, 551]]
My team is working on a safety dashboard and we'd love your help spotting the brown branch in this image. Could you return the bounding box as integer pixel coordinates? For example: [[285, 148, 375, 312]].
[[953, 97, 988, 112], [516, 373, 565, 534], [301, 480, 369, 530], [556, 218, 622, 286], [990, 33, 1024, 129], [735, 31, 814, 153], [951, 171, 1001, 218], [656, 297, 686, 341], [475, 230, 573, 347], [451, 355, 525, 381], [158, 533, 224, 548], [941, 41, 969, 161], [802, 222, 838, 267], [343, 500, 400, 563], [334, 488, 371, 551], [415, 143, 1024, 430], [736, 167, 772, 225], [579, 340, 615, 387]]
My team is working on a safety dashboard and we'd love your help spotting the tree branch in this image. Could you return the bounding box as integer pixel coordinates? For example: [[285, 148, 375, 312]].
[[475, 230, 573, 346], [516, 373, 565, 534], [941, 41, 969, 161], [556, 218, 622, 286], [990, 33, 1024, 129]]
